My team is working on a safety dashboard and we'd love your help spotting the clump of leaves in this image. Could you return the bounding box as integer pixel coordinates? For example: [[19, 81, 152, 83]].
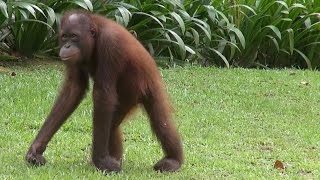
[[93, 0, 244, 67], [228, 0, 320, 69], [0, 0, 93, 57]]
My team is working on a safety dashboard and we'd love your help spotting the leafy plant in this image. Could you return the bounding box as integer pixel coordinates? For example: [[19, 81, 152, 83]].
[[92, 0, 193, 65], [187, 0, 244, 67], [91, 0, 244, 67], [0, 0, 319, 69], [228, 0, 320, 69], [0, 0, 93, 57]]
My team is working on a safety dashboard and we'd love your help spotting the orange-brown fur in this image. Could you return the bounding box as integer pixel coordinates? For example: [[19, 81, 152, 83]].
[[26, 10, 183, 173]]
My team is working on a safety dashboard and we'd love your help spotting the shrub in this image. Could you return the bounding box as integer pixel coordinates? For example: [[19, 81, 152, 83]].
[[0, 0, 92, 57], [0, 0, 319, 69], [224, 0, 320, 68]]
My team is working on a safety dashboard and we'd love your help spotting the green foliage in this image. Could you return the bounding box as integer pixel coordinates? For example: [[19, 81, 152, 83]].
[[91, 0, 244, 67], [227, 0, 320, 68], [91, 0, 320, 68], [0, 0, 92, 56], [92, 0, 196, 65], [0, 0, 319, 68]]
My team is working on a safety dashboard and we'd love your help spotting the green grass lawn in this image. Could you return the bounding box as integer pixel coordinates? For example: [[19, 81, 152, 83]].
[[1, 62, 320, 179]]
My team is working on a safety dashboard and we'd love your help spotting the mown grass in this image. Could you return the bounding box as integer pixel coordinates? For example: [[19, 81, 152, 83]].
[[0, 62, 320, 179]]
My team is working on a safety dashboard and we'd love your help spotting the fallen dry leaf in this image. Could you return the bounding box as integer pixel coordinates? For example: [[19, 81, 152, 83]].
[[274, 160, 285, 169]]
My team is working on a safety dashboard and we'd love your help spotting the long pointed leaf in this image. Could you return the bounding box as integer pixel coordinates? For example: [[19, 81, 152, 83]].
[[0, 0, 8, 18], [265, 25, 281, 39], [209, 48, 230, 68], [170, 12, 185, 34], [286, 29, 294, 55], [167, 30, 186, 59], [294, 48, 312, 69], [229, 25, 245, 49]]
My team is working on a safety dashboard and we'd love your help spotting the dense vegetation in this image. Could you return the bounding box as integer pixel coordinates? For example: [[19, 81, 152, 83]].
[[0, 0, 319, 68]]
